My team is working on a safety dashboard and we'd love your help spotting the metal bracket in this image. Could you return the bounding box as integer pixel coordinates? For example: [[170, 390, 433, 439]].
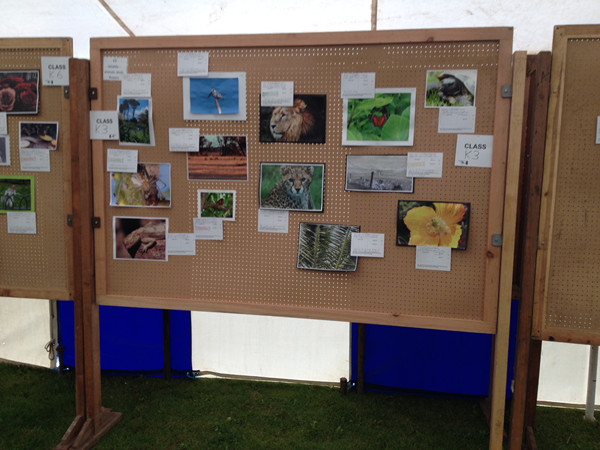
[[492, 234, 503, 247], [92, 217, 101, 228], [89, 87, 98, 100], [63, 87, 70, 99], [66, 214, 73, 227], [501, 84, 512, 98]]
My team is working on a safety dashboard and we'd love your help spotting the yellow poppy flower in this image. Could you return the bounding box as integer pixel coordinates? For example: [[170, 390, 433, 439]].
[[403, 202, 466, 248]]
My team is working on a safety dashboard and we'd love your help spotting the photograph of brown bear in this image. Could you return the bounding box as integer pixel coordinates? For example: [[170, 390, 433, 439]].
[[259, 94, 326, 143]]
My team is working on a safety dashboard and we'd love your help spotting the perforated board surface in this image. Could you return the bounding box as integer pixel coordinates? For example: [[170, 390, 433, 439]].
[[0, 38, 73, 300], [91, 29, 512, 333], [534, 26, 600, 344]]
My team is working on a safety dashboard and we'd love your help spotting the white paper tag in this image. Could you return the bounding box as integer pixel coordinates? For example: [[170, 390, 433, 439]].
[[178, 52, 209, 77], [169, 128, 200, 152], [261, 81, 294, 107], [341, 72, 375, 98], [193, 217, 224, 240], [438, 107, 476, 133], [41, 56, 70, 86], [166, 233, 196, 256], [106, 148, 137, 173], [121, 73, 151, 97], [257, 209, 289, 233], [89, 111, 119, 140], [455, 134, 494, 167], [0, 112, 7, 135], [7, 211, 36, 234], [407, 152, 443, 178], [415, 246, 451, 271], [103, 56, 127, 81], [596, 117, 600, 145], [19, 149, 50, 172], [350, 233, 384, 257]]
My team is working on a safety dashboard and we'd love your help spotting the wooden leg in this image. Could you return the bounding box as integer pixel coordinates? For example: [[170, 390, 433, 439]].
[[356, 323, 365, 394]]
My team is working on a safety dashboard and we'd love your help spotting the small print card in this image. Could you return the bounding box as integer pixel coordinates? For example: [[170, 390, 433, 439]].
[[177, 51, 209, 77], [169, 128, 199, 152], [41, 56, 70, 86], [455, 134, 494, 168], [0, 112, 7, 134], [596, 117, 600, 144], [103, 56, 127, 81], [7, 211, 36, 234], [19, 149, 50, 172], [351, 233, 384, 257], [258, 209, 289, 233], [407, 152, 443, 178], [166, 233, 196, 256], [415, 246, 451, 271], [261, 81, 294, 107], [89, 111, 119, 140], [106, 148, 137, 173], [341, 72, 375, 98], [438, 107, 476, 133], [193, 217, 223, 240], [121, 73, 151, 97]]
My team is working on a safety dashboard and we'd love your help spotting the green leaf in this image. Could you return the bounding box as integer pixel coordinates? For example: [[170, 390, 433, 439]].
[[381, 110, 410, 142], [346, 127, 362, 141]]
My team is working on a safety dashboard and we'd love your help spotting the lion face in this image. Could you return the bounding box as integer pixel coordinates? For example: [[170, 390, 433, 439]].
[[269, 98, 314, 142]]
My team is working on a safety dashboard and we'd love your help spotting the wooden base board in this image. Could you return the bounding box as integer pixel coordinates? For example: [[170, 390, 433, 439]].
[[56, 409, 121, 450]]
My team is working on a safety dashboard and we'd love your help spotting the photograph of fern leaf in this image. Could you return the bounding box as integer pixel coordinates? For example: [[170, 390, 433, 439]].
[[297, 223, 360, 272]]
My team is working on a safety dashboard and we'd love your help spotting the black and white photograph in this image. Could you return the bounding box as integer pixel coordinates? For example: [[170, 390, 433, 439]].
[[345, 154, 413, 193]]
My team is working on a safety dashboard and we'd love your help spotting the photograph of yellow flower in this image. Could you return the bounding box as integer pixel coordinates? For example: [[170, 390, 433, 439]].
[[397, 201, 469, 250]]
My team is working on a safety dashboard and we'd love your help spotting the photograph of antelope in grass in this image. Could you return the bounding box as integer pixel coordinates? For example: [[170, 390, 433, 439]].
[[117, 96, 155, 145], [297, 223, 360, 272]]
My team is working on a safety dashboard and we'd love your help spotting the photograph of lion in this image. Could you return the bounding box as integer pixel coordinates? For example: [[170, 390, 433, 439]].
[[259, 94, 326, 143]]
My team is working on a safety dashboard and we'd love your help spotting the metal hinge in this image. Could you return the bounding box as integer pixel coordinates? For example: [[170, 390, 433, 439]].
[[63, 87, 70, 99], [92, 217, 101, 228], [66, 214, 73, 227], [492, 234, 503, 247], [89, 87, 98, 100], [501, 84, 512, 98]]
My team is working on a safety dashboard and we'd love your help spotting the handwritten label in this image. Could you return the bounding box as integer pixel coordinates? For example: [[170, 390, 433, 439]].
[[438, 107, 476, 133], [455, 134, 493, 168], [415, 246, 451, 271], [19, 149, 50, 172], [407, 152, 443, 178], [350, 233, 384, 257], [166, 233, 196, 256], [257, 209, 289, 233], [193, 217, 224, 240], [106, 148, 137, 173], [7, 211, 36, 234], [261, 81, 294, 107], [0, 112, 6, 134], [41, 56, 70, 86], [169, 128, 200, 152], [103, 56, 127, 81], [341, 72, 375, 98], [121, 73, 151, 97], [89, 111, 119, 140], [177, 52, 209, 77]]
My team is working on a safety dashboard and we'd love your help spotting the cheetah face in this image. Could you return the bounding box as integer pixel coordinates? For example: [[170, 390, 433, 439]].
[[280, 165, 313, 198]]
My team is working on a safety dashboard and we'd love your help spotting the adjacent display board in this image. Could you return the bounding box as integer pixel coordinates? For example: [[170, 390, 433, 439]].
[[90, 29, 512, 333], [0, 38, 74, 300], [534, 25, 600, 344]]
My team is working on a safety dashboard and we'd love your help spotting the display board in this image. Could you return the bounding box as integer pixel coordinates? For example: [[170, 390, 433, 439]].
[[533, 25, 600, 345], [90, 29, 512, 333], [0, 38, 74, 300]]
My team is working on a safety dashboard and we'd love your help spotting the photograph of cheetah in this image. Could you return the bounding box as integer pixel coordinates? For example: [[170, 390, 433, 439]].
[[259, 163, 324, 212]]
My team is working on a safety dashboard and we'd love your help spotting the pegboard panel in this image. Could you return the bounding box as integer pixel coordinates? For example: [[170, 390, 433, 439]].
[[91, 29, 512, 333], [0, 38, 74, 301], [534, 26, 600, 344]]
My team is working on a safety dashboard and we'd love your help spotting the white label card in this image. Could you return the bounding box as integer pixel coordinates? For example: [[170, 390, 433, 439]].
[[257, 209, 289, 233], [596, 117, 600, 145], [350, 233, 385, 257], [193, 217, 223, 240], [341, 72, 376, 98], [7, 211, 36, 234], [177, 52, 209, 77], [166, 233, 196, 256], [103, 56, 127, 81], [407, 152, 443, 178], [89, 111, 119, 140], [455, 134, 494, 168], [121, 73, 151, 96], [0, 112, 7, 134], [261, 81, 294, 107], [169, 128, 200, 152], [20, 149, 50, 172], [438, 107, 476, 133], [41, 56, 70, 86], [415, 246, 451, 271], [106, 148, 137, 173]]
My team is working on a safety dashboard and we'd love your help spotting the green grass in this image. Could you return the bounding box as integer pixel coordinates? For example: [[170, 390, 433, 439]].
[[1, 362, 599, 449]]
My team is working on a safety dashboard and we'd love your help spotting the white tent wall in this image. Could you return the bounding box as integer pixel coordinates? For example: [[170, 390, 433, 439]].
[[0, 0, 598, 404]]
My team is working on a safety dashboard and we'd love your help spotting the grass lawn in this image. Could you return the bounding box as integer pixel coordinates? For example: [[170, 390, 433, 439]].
[[1, 362, 599, 449]]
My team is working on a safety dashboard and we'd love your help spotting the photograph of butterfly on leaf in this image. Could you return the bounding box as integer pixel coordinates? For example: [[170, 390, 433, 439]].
[[343, 88, 415, 146], [198, 190, 235, 221]]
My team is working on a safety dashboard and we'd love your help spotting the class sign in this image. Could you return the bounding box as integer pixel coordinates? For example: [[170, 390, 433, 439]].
[[454, 134, 494, 168], [41, 56, 70, 86]]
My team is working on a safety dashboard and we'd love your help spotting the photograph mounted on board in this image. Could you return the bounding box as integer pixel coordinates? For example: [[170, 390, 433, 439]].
[[0, 175, 34, 213], [259, 95, 326, 143], [396, 201, 470, 250], [342, 88, 415, 146], [198, 190, 236, 221], [0, 71, 39, 114], [425, 69, 477, 107], [19, 122, 58, 150], [187, 135, 247, 181], [117, 96, 155, 145], [110, 163, 171, 208], [183, 72, 247, 121], [297, 223, 360, 272], [0, 135, 10, 166], [113, 217, 168, 261], [345, 154, 413, 193], [259, 163, 324, 212]]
